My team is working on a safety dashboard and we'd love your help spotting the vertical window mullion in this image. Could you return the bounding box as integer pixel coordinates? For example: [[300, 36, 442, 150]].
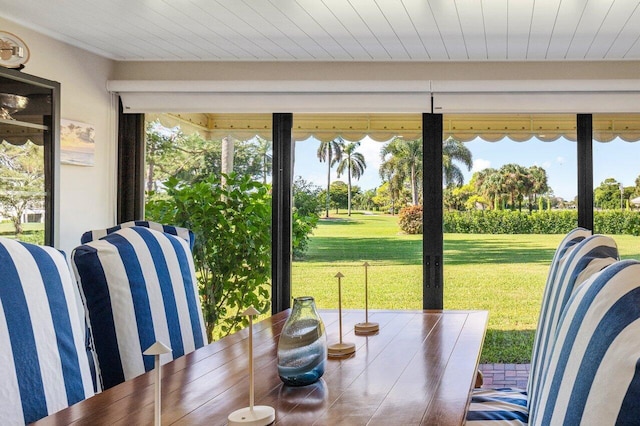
[[271, 113, 294, 313], [423, 113, 444, 310], [577, 114, 594, 230]]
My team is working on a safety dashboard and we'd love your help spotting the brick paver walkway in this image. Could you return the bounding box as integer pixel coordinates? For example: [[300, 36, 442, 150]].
[[479, 363, 530, 389]]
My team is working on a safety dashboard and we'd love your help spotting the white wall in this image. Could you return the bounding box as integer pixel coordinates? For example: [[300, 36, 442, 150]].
[[1, 18, 117, 255]]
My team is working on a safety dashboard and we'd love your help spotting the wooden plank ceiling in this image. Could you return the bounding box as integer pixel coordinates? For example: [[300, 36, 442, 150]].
[[2, 0, 640, 61]]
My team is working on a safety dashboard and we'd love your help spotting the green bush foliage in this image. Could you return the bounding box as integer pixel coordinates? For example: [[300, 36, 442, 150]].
[[145, 173, 272, 340], [398, 205, 423, 234], [17, 230, 45, 245], [443, 209, 640, 235], [292, 177, 321, 260], [293, 209, 318, 259], [594, 210, 640, 236]]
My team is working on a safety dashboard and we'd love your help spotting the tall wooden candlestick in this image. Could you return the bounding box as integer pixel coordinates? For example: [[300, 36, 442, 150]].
[[355, 262, 379, 334], [328, 272, 356, 357], [228, 306, 276, 426]]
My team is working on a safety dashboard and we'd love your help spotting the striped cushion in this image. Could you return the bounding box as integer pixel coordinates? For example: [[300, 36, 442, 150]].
[[465, 230, 620, 425], [0, 238, 95, 424], [527, 234, 618, 412], [466, 388, 529, 425], [71, 226, 207, 389], [80, 220, 194, 250], [466, 229, 591, 425], [531, 260, 640, 425], [527, 228, 591, 399]]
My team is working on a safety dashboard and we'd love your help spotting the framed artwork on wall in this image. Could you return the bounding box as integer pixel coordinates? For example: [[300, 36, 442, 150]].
[[61, 119, 94, 166]]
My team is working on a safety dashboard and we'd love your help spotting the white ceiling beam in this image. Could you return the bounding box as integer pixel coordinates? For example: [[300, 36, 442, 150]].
[[430, 79, 640, 93], [107, 80, 432, 93]]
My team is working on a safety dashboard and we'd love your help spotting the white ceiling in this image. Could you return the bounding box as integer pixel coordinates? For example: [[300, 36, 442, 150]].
[[2, 0, 640, 62]]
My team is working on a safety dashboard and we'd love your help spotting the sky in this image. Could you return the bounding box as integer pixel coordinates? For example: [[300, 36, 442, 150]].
[[293, 136, 640, 200]]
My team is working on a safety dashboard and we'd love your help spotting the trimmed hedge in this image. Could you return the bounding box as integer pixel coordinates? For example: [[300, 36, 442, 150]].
[[442, 209, 640, 236], [594, 210, 640, 235]]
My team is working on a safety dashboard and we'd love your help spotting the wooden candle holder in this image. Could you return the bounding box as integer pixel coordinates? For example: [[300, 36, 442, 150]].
[[328, 272, 355, 358], [355, 262, 379, 335]]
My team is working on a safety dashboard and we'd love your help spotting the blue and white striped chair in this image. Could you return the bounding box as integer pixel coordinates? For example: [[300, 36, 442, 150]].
[[80, 220, 194, 250], [530, 259, 640, 425], [497, 228, 590, 391], [0, 237, 95, 424], [467, 231, 619, 425], [72, 225, 207, 389], [528, 226, 592, 382], [526, 233, 618, 411]]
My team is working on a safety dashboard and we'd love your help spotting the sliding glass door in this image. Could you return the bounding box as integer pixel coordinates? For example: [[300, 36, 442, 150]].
[[442, 114, 577, 363]]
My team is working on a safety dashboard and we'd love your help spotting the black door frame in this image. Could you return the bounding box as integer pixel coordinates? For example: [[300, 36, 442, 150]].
[[117, 105, 595, 313], [271, 113, 294, 314], [423, 113, 444, 309]]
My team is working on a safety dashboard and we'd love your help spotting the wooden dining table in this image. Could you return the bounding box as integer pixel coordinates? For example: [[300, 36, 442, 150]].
[[34, 309, 488, 426]]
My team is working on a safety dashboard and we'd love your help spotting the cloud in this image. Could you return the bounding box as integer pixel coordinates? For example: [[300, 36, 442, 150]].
[[542, 161, 552, 169], [556, 156, 565, 165], [472, 158, 491, 172], [358, 136, 385, 171]]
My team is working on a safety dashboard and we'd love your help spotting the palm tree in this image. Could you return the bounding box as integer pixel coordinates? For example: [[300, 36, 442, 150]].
[[500, 163, 528, 210], [380, 138, 422, 205], [336, 141, 366, 216], [528, 165, 549, 211], [475, 168, 503, 210], [443, 137, 473, 187], [316, 138, 343, 218], [380, 136, 472, 206], [379, 160, 404, 215]]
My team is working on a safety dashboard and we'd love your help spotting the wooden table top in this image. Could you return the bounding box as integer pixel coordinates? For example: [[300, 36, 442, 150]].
[[35, 309, 488, 426]]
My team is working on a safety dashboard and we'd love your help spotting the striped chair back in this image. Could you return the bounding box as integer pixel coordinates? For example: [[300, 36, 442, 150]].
[[72, 226, 207, 389], [527, 234, 618, 412], [0, 238, 95, 424], [531, 259, 640, 425], [80, 220, 195, 250], [527, 229, 591, 396]]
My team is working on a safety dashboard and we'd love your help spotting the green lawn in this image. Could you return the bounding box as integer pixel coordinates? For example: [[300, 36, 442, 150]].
[[0, 222, 45, 244], [0, 222, 44, 234], [292, 211, 640, 363]]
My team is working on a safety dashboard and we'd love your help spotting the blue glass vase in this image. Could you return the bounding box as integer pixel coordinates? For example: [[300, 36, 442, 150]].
[[277, 296, 327, 386]]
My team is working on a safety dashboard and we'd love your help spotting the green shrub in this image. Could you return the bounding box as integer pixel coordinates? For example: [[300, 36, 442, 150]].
[[442, 209, 640, 235], [11, 230, 45, 245], [145, 173, 272, 340], [293, 209, 318, 259], [594, 210, 640, 236], [292, 177, 321, 260], [399, 205, 423, 234]]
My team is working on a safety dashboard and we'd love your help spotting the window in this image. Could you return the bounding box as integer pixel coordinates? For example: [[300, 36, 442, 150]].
[[0, 69, 59, 245]]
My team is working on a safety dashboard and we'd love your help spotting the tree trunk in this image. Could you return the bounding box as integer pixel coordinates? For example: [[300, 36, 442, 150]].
[[221, 136, 235, 186], [262, 154, 268, 184], [347, 168, 352, 216], [146, 141, 155, 192], [146, 159, 155, 192], [325, 146, 331, 218], [13, 215, 23, 235], [411, 164, 418, 205]]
